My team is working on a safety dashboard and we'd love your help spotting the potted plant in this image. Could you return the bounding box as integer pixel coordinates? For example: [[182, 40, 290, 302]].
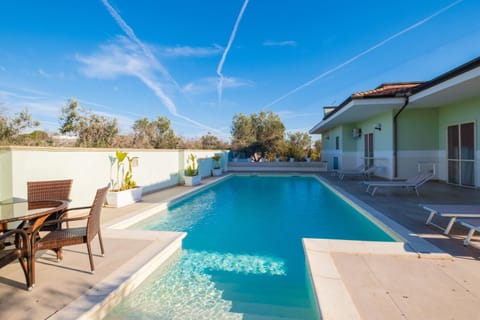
[[106, 151, 143, 207], [211, 154, 222, 176], [184, 153, 201, 186]]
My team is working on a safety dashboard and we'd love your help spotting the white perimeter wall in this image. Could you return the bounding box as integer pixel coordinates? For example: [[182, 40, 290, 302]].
[[1, 147, 228, 207]]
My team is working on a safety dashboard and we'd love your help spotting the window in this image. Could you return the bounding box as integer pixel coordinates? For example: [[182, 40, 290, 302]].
[[335, 136, 339, 150]]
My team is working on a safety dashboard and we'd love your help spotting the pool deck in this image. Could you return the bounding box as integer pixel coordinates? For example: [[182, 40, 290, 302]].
[[1, 172, 479, 319]]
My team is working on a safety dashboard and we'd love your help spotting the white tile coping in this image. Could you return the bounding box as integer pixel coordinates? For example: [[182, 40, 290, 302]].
[[50, 229, 186, 320]]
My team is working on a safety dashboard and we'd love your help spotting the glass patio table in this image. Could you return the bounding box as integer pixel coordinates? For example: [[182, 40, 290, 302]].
[[0, 199, 68, 232]]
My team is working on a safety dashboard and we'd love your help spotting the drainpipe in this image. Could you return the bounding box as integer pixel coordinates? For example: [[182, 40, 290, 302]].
[[393, 96, 410, 178]]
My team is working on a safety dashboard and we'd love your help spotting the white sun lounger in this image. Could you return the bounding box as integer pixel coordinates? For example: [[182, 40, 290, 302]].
[[337, 165, 375, 180], [458, 218, 480, 247], [363, 171, 434, 196], [422, 204, 480, 235]]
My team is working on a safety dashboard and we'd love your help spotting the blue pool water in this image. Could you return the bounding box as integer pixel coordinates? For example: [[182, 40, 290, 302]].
[[107, 176, 395, 319]]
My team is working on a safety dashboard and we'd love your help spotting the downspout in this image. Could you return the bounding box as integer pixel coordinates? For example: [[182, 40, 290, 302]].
[[393, 95, 410, 178]]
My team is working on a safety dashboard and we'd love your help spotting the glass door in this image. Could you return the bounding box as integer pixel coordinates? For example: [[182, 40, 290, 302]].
[[364, 133, 374, 168], [447, 122, 475, 187]]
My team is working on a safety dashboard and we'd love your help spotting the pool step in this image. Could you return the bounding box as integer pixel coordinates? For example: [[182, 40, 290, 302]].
[[210, 272, 311, 307], [218, 283, 309, 307], [207, 269, 317, 319], [232, 301, 314, 319], [242, 313, 304, 320]]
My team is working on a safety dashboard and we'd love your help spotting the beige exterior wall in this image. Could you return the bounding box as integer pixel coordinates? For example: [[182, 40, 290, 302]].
[[0, 147, 228, 206]]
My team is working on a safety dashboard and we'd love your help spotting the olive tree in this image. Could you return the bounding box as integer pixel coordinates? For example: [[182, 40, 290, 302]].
[[132, 116, 180, 149], [59, 99, 118, 147], [286, 131, 312, 161], [231, 111, 285, 158], [0, 108, 40, 144]]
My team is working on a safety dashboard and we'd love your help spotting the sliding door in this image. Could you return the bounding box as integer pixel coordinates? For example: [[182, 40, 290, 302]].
[[447, 122, 475, 187]]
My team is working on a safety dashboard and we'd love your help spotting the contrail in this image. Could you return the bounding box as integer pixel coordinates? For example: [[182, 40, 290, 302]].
[[100, 0, 224, 135], [217, 0, 249, 106], [264, 0, 463, 108], [100, 0, 180, 89], [135, 72, 225, 135]]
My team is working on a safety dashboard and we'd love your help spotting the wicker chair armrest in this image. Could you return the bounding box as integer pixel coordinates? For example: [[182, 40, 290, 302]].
[[59, 206, 92, 218], [40, 215, 90, 227]]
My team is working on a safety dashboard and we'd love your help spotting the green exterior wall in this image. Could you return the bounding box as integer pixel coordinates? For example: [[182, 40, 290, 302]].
[[342, 124, 357, 152], [397, 108, 439, 151], [322, 126, 343, 151], [351, 111, 394, 153]]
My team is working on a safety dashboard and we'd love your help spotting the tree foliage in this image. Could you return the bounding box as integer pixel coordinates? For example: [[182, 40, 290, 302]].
[[132, 116, 180, 149], [231, 111, 285, 157], [59, 99, 118, 147], [2, 100, 319, 158], [286, 131, 312, 161], [200, 132, 229, 150], [231, 113, 255, 151], [0, 108, 40, 144], [311, 138, 322, 160]]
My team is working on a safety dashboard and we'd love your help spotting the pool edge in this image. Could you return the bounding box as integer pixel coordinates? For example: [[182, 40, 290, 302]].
[[49, 230, 186, 320]]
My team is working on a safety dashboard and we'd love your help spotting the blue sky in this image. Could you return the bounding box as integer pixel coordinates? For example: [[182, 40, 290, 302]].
[[0, 0, 479, 140]]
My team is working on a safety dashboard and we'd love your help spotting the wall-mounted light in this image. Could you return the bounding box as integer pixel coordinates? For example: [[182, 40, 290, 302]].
[[374, 123, 382, 131]]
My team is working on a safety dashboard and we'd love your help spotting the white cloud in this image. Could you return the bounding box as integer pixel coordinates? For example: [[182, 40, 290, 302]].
[[98, 0, 227, 135], [160, 44, 223, 57], [263, 40, 297, 47], [76, 37, 225, 135], [183, 76, 254, 95], [38, 69, 65, 79], [100, 0, 178, 88], [76, 36, 157, 79]]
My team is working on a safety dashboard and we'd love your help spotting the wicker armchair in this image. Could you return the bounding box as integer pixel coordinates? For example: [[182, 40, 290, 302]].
[[27, 179, 73, 230], [30, 185, 109, 286], [27, 179, 73, 204], [0, 229, 31, 289]]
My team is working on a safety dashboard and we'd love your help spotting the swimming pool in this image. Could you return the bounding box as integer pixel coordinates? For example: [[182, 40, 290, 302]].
[[106, 175, 395, 319]]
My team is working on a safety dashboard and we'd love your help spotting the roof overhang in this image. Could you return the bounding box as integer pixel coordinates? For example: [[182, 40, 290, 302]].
[[309, 97, 406, 134], [408, 65, 480, 108]]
